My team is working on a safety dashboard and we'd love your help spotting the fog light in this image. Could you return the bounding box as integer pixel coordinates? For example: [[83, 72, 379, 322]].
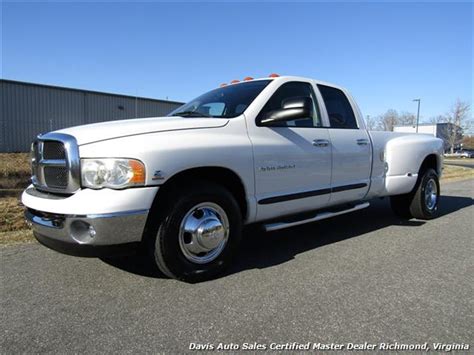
[[88, 225, 96, 238], [70, 220, 95, 244]]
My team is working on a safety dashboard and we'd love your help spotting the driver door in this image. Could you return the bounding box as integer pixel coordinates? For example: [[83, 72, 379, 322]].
[[247, 81, 332, 221]]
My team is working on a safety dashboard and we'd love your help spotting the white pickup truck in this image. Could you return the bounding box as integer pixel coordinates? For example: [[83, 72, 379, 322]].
[[23, 75, 444, 282]]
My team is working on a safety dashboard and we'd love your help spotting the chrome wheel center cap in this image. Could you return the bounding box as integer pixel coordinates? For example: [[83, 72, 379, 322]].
[[425, 178, 438, 211], [179, 202, 230, 264], [196, 218, 225, 250]]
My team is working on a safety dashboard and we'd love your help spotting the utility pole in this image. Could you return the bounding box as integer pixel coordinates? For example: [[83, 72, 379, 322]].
[[413, 98, 421, 133]]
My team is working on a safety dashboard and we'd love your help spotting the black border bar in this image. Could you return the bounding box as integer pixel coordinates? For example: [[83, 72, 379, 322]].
[[258, 183, 367, 205]]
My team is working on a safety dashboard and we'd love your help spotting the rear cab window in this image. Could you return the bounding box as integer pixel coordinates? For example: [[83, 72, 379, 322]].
[[318, 85, 358, 129]]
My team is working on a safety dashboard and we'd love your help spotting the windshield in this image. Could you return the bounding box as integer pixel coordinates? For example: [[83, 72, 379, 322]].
[[169, 80, 271, 118]]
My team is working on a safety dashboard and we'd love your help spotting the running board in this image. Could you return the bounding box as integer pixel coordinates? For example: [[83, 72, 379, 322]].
[[263, 202, 370, 232]]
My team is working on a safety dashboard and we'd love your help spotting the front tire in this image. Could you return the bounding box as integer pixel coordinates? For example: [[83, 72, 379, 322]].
[[390, 168, 440, 220], [150, 182, 242, 282]]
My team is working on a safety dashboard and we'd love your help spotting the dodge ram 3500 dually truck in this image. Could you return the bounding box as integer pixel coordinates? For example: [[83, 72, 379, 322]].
[[23, 75, 444, 282]]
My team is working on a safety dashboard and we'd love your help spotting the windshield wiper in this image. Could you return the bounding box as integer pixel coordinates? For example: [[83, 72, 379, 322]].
[[171, 111, 213, 118]]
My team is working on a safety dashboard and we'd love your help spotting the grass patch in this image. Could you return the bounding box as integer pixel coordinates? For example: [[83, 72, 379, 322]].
[[441, 165, 474, 181], [0, 196, 28, 233], [0, 196, 35, 246], [0, 153, 33, 244], [0, 153, 31, 190], [0, 230, 34, 246]]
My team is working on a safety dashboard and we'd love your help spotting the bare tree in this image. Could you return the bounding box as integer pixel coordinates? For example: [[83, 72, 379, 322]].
[[398, 111, 416, 126], [440, 99, 471, 153], [377, 109, 399, 131], [462, 135, 474, 150], [428, 115, 445, 124], [365, 115, 378, 130]]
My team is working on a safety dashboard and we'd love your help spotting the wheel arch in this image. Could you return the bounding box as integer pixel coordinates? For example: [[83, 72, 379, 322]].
[[418, 153, 441, 176], [150, 166, 248, 221]]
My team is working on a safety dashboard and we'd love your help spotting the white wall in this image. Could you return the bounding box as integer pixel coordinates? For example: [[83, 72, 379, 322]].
[[393, 124, 437, 136]]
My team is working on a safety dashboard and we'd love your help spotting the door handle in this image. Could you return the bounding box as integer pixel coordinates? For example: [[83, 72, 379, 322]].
[[357, 139, 369, 145], [313, 139, 330, 147]]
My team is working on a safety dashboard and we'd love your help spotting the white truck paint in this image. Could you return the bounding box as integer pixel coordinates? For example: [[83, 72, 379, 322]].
[[22, 76, 444, 281]]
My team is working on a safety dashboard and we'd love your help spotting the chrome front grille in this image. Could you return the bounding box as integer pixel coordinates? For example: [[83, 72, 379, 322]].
[[43, 141, 66, 160], [44, 166, 69, 188], [31, 133, 81, 194]]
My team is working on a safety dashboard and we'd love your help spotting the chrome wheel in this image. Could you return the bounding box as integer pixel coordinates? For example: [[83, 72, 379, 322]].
[[178, 202, 230, 264], [424, 178, 438, 211]]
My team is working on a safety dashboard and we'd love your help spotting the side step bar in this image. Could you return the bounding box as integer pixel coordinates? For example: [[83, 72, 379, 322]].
[[263, 202, 370, 232]]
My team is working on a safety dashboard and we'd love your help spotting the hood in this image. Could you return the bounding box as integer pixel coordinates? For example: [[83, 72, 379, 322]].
[[55, 116, 229, 145]]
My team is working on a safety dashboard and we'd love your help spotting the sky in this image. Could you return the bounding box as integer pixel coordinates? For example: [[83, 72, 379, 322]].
[[2, 1, 473, 121]]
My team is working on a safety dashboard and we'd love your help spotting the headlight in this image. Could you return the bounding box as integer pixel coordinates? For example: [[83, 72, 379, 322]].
[[81, 158, 146, 189]]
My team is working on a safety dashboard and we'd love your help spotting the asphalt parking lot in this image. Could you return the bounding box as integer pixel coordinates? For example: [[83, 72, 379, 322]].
[[1, 179, 473, 353]]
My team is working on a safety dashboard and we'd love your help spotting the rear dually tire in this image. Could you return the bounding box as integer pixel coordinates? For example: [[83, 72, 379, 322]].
[[390, 168, 440, 220]]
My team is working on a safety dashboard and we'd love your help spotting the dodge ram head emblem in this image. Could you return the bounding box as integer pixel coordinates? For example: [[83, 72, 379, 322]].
[[152, 170, 165, 180]]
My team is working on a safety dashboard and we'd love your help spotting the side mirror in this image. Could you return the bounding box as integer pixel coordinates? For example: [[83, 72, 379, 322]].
[[260, 97, 312, 125]]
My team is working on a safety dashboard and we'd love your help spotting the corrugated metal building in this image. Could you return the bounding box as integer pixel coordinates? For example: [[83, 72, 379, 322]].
[[1, 79, 184, 152]]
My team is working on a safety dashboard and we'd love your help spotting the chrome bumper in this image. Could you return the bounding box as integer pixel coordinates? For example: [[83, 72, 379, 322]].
[[25, 208, 149, 255]]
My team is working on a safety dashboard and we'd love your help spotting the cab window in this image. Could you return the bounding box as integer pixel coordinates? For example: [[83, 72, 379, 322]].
[[200, 102, 225, 116], [318, 85, 358, 129], [169, 80, 271, 118], [257, 82, 322, 128]]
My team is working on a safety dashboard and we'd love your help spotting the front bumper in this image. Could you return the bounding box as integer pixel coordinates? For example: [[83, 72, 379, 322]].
[[25, 208, 148, 256], [22, 185, 158, 215], [22, 185, 157, 256]]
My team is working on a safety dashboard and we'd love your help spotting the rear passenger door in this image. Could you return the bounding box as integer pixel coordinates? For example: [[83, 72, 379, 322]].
[[317, 84, 371, 204]]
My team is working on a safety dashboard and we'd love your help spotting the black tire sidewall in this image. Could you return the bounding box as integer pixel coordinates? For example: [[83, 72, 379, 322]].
[[154, 183, 242, 282], [411, 168, 440, 219]]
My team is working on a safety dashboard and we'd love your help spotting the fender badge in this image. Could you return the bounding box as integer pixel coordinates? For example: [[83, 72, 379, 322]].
[[152, 170, 165, 180], [259, 164, 296, 172]]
